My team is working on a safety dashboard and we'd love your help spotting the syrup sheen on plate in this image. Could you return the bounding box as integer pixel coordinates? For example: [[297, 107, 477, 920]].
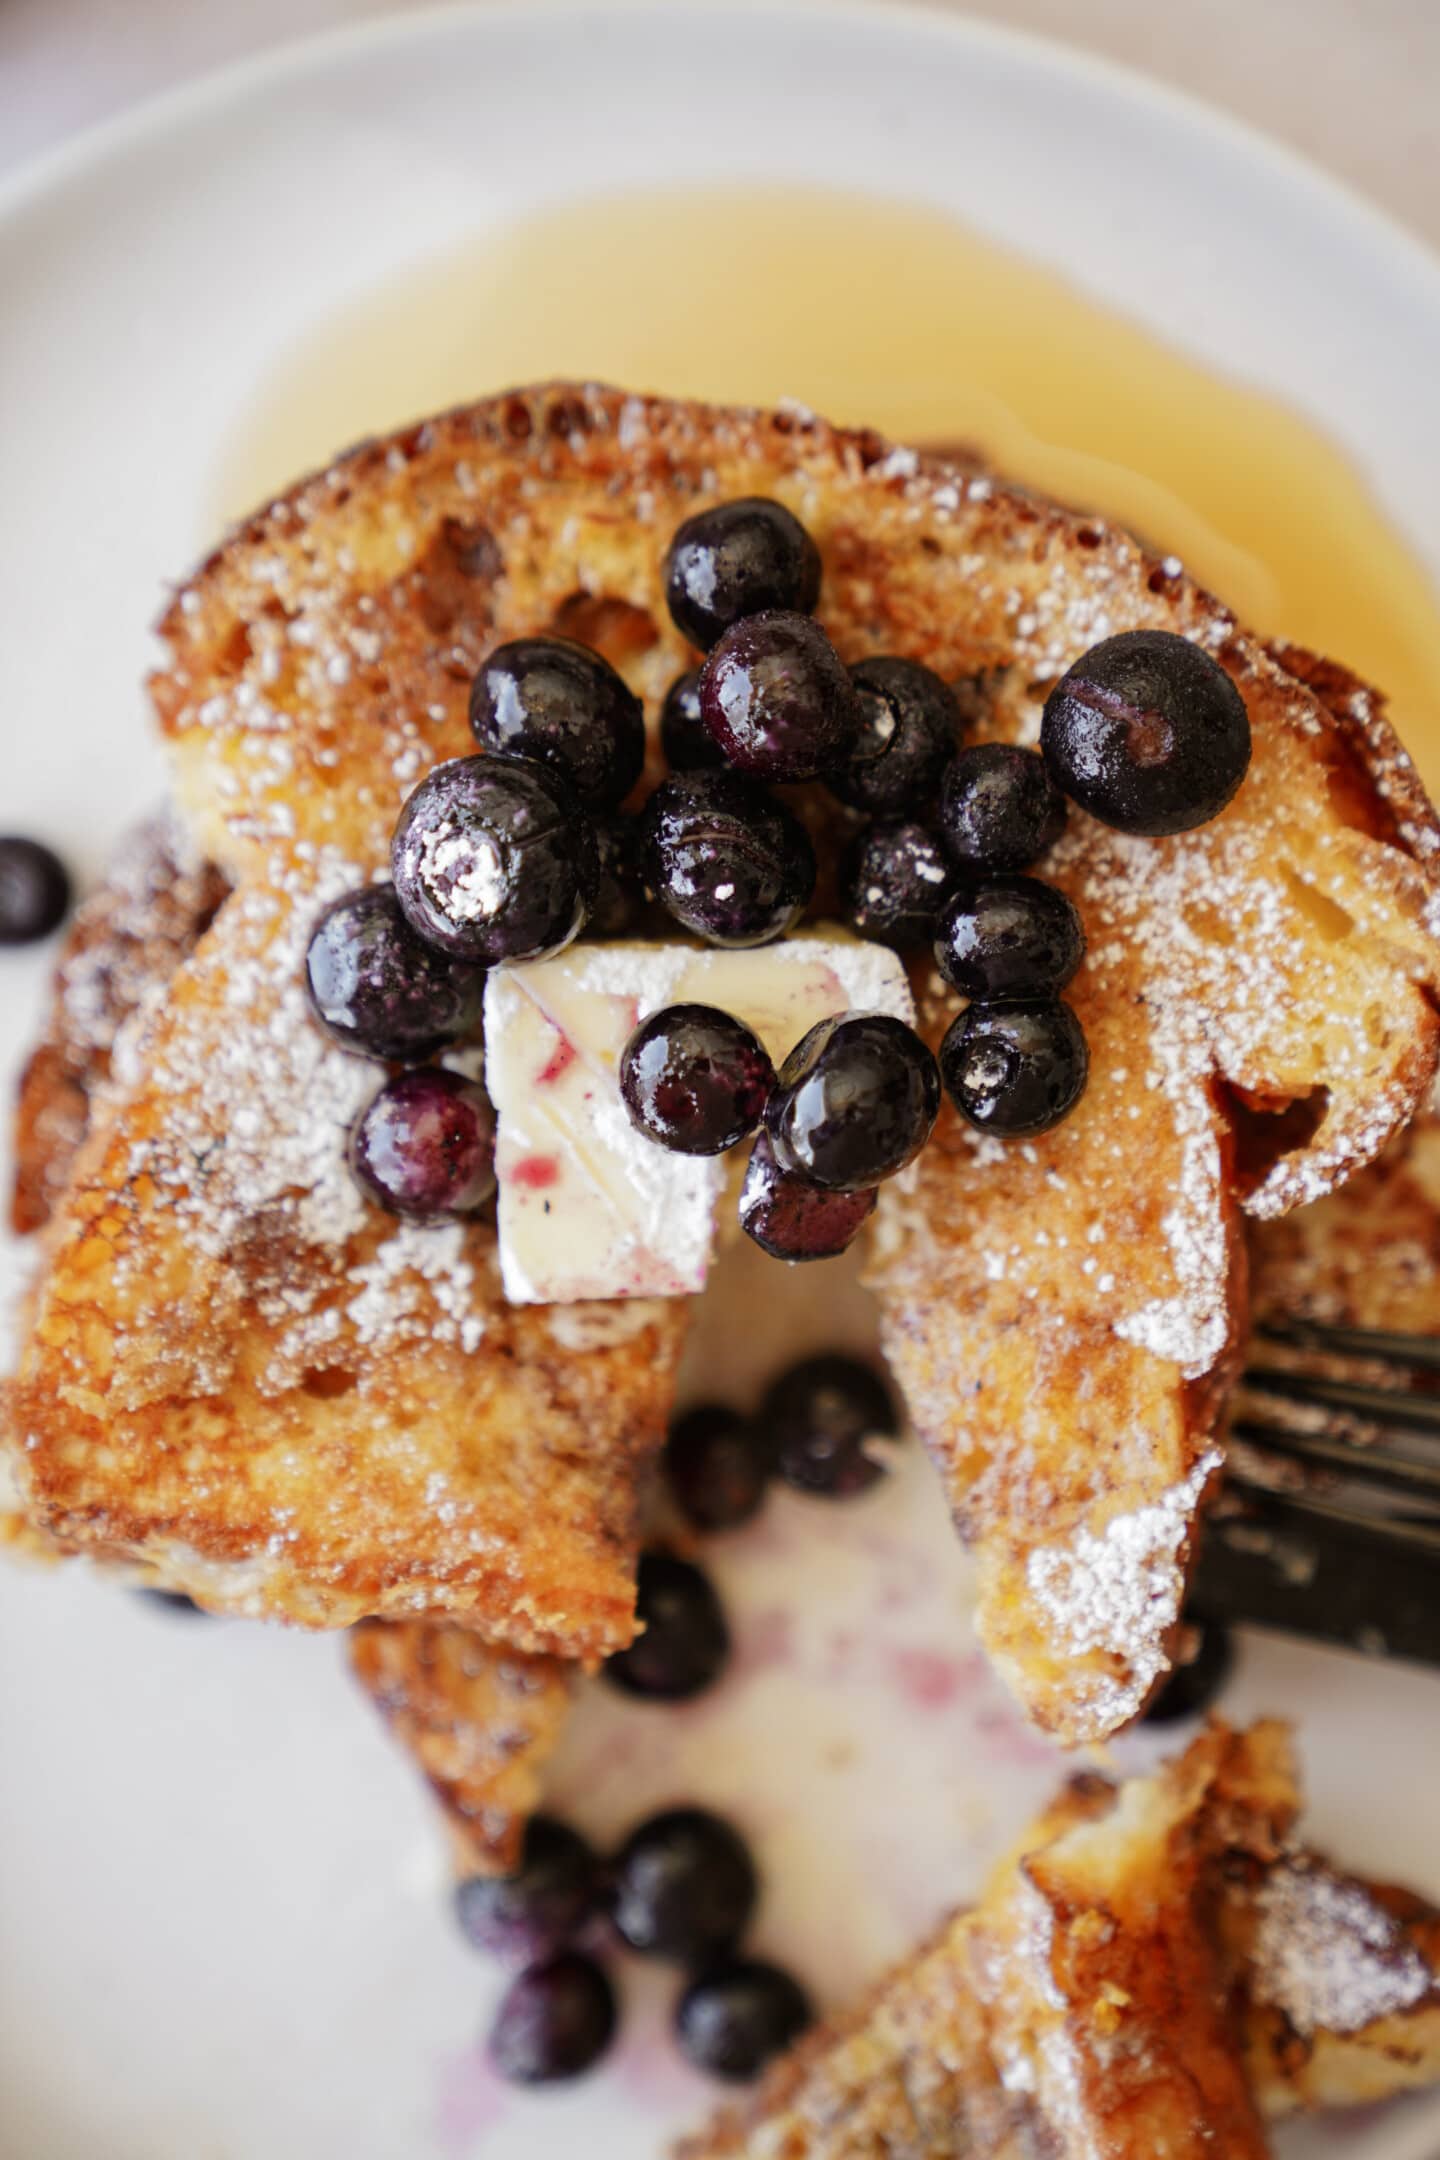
[[219, 186, 1440, 790]]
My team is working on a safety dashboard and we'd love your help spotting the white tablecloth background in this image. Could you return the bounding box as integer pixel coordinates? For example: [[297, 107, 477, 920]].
[[3, 0, 1438, 249]]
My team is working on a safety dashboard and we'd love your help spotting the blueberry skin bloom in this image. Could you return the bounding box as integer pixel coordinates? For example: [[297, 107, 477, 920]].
[[766, 1014, 941, 1191], [1041, 628, 1251, 836], [390, 754, 598, 965]]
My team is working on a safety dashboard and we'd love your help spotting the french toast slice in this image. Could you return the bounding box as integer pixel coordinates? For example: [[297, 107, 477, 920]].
[[678, 1722, 1440, 2159], [6, 388, 1438, 1731], [348, 1618, 572, 1875], [2, 825, 572, 1858]]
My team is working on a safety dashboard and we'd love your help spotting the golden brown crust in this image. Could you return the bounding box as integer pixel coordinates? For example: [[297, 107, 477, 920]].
[[10, 815, 228, 1235], [9, 386, 1438, 1719], [678, 1723, 1440, 2159], [348, 1618, 571, 1875]]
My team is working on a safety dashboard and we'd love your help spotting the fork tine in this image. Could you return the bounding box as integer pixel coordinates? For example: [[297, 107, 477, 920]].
[[1192, 1479, 1440, 1667], [1242, 1364, 1440, 1433], [1256, 1317, 1440, 1373], [1229, 1417, 1440, 1502]]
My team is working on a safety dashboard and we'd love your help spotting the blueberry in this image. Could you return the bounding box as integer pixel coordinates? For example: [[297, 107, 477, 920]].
[[642, 771, 815, 948], [939, 744, 1066, 872], [1142, 1622, 1234, 1724], [766, 1014, 939, 1192], [665, 497, 822, 650], [392, 755, 598, 965], [605, 1552, 730, 1702], [1041, 629, 1251, 836], [839, 820, 952, 950], [469, 636, 645, 806], [488, 1952, 617, 2084], [940, 998, 1088, 1137], [826, 656, 957, 813], [590, 814, 646, 939], [135, 1587, 209, 1618], [762, 1354, 900, 1500], [737, 1133, 877, 1263], [454, 1817, 602, 1967], [304, 885, 485, 1062], [612, 1808, 758, 1965], [621, 1003, 775, 1157], [349, 1067, 496, 1217], [664, 1404, 770, 1532], [675, 1959, 812, 2082], [933, 876, 1085, 1001], [699, 612, 861, 782], [661, 668, 727, 773], [0, 837, 70, 945]]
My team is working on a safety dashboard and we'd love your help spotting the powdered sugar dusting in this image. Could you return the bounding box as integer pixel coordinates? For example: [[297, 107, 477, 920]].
[[1253, 1859, 1435, 2036], [1026, 1450, 1221, 1725]]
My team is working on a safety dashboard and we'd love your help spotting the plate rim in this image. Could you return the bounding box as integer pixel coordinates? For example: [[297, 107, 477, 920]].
[[4, 0, 1440, 326]]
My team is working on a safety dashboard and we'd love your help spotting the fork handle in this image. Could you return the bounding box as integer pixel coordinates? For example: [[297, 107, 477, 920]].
[[1192, 1486, 1440, 1668]]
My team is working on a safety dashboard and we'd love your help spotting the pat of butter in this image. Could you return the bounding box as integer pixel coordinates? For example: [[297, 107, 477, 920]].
[[484, 931, 914, 1305]]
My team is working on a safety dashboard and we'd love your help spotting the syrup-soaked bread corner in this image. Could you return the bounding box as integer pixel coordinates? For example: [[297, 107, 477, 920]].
[[678, 1721, 1440, 2159], [349, 1618, 573, 1876], [8, 387, 1439, 1732]]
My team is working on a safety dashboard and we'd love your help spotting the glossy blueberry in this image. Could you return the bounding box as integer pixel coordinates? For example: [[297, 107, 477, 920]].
[[933, 876, 1085, 1001], [469, 635, 645, 806], [488, 1952, 618, 2084], [590, 814, 647, 939], [838, 820, 952, 950], [349, 1067, 496, 1217], [304, 884, 485, 1061], [1041, 628, 1251, 836], [762, 1353, 900, 1500], [940, 998, 1089, 1137], [766, 1014, 940, 1192], [391, 755, 598, 965], [675, 1959, 813, 2082], [699, 611, 861, 782], [664, 497, 822, 650], [454, 1817, 602, 1968], [664, 1404, 770, 1533], [1142, 1622, 1235, 1724], [605, 1552, 730, 1702], [0, 837, 70, 944], [621, 1004, 775, 1157], [826, 656, 958, 813], [939, 744, 1066, 872], [737, 1133, 877, 1263], [661, 668, 727, 773], [612, 1808, 758, 1965], [641, 770, 815, 948]]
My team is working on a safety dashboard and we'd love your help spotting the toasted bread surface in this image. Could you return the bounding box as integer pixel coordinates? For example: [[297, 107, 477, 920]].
[[349, 1618, 571, 1874], [8, 387, 1439, 1720], [678, 1722, 1440, 2159]]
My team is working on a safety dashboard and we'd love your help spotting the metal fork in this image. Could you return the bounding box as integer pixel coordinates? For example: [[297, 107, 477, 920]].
[[1191, 1319, 1440, 1667]]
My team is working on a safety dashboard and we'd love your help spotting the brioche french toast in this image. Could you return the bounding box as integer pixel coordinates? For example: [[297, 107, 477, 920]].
[[348, 1617, 572, 1874], [678, 1721, 1440, 2159], [5, 387, 1438, 1740]]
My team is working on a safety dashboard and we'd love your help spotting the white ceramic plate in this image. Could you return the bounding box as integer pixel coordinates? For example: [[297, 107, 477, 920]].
[[3, 7, 1440, 2155]]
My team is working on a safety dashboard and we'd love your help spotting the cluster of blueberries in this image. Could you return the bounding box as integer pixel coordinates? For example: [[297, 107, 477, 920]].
[[453, 1346, 1233, 2088], [470, 1352, 902, 2089], [303, 495, 1251, 1252]]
